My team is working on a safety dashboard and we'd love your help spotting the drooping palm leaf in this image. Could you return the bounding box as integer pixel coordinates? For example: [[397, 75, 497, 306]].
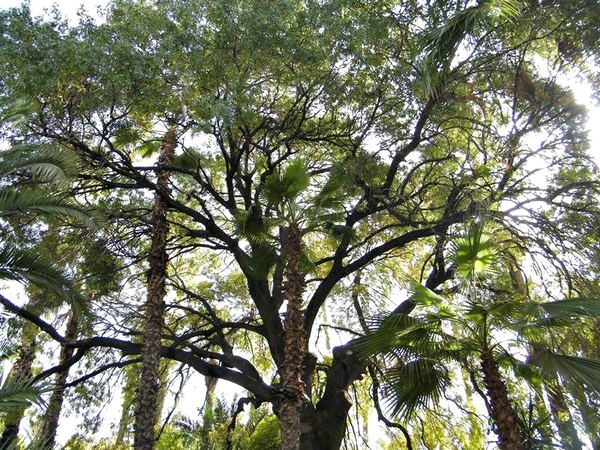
[[0, 369, 48, 413], [521, 298, 600, 321], [420, 0, 522, 96], [0, 189, 97, 228], [529, 349, 600, 392], [0, 245, 71, 302], [0, 145, 80, 186]]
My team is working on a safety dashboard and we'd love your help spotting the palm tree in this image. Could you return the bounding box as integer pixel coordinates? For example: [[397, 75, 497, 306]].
[[0, 108, 94, 447], [133, 128, 177, 450], [36, 310, 79, 449], [357, 223, 600, 449]]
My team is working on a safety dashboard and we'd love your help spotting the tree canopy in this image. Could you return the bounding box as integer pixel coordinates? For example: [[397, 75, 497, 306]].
[[0, 0, 599, 448]]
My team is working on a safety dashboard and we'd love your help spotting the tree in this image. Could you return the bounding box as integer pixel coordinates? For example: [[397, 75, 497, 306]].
[[0, 0, 599, 448], [133, 129, 177, 449], [357, 224, 600, 448]]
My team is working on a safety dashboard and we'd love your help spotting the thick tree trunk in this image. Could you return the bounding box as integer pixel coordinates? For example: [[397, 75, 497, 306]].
[[0, 295, 43, 449], [480, 349, 523, 450], [133, 130, 176, 450], [546, 380, 583, 450], [279, 223, 308, 450], [37, 311, 78, 448], [297, 342, 366, 450]]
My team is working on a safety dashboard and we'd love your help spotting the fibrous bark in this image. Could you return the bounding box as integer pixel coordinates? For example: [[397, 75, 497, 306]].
[[37, 311, 78, 448], [480, 349, 523, 450], [279, 223, 308, 450], [133, 130, 176, 450]]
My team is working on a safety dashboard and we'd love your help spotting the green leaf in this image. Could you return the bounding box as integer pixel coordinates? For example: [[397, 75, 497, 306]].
[[529, 349, 600, 392], [383, 358, 451, 419], [408, 282, 446, 307], [263, 160, 309, 205], [137, 141, 161, 158], [449, 224, 500, 280], [249, 244, 278, 279], [0, 369, 49, 413], [0, 189, 97, 229]]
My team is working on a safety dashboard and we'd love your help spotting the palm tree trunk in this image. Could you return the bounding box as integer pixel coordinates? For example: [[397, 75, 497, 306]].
[[37, 311, 78, 448], [279, 223, 308, 450], [480, 349, 523, 450], [0, 295, 43, 449], [546, 379, 583, 449], [133, 129, 176, 450]]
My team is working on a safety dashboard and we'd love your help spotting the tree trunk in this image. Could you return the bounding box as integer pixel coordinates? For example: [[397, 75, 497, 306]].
[[546, 379, 583, 450], [0, 295, 43, 449], [37, 311, 78, 448], [278, 223, 308, 450], [202, 362, 218, 437], [297, 342, 366, 450], [480, 349, 523, 450], [133, 130, 176, 450]]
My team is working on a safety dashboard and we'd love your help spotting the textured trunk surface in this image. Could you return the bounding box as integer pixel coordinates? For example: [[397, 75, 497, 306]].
[[37, 311, 79, 448], [298, 343, 366, 450], [0, 295, 43, 449], [547, 380, 583, 450], [480, 350, 523, 450], [279, 223, 308, 450], [202, 361, 218, 437], [133, 130, 176, 450]]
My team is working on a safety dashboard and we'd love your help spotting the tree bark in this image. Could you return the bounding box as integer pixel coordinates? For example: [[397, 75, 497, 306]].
[[480, 349, 523, 450], [298, 342, 366, 450], [0, 295, 43, 450], [278, 223, 308, 450], [133, 130, 176, 450], [37, 311, 78, 448], [547, 379, 583, 450]]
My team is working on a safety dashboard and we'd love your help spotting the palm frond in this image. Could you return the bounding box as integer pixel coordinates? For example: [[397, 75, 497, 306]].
[[0, 245, 71, 301], [0, 98, 37, 126], [263, 159, 309, 206], [528, 349, 600, 392], [0, 145, 80, 185], [420, 0, 522, 97], [381, 358, 451, 419], [0, 189, 97, 228], [521, 298, 600, 320], [449, 223, 501, 281], [0, 370, 49, 412]]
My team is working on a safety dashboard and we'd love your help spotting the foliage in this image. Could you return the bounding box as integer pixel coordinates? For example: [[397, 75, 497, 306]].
[[0, 0, 599, 448]]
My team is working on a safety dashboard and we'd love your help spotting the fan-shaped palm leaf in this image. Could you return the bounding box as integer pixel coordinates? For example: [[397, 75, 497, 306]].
[[381, 358, 451, 419], [529, 349, 600, 392]]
